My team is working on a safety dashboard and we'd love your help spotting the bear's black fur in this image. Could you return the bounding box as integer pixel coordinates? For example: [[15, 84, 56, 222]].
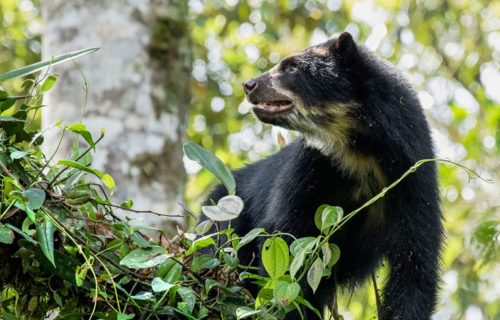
[[199, 32, 443, 320]]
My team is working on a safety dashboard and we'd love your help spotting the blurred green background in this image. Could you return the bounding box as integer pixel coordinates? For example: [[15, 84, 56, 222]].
[[1, 0, 499, 319]]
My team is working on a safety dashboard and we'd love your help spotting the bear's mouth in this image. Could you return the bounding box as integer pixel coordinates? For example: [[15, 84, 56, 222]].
[[252, 100, 293, 116]]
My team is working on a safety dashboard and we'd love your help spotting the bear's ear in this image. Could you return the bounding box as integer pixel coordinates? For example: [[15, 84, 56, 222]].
[[331, 32, 358, 65]]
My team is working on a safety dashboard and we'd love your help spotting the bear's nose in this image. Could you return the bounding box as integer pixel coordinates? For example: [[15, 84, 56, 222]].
[[242, 79, 257, 94]]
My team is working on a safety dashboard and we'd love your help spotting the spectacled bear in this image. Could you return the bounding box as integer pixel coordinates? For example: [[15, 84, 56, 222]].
[[199, 32, 443, 320]]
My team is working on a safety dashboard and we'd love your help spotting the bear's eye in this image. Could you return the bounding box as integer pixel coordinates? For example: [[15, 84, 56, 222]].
[[284, 64, 298, 74]]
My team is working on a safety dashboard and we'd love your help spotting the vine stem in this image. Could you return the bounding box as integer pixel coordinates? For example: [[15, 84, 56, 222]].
[[47, 130, 105, 188], [318, 158, 490, 256]]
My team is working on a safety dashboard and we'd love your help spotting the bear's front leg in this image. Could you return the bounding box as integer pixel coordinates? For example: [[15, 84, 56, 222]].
[[380, 212, 442, 320]]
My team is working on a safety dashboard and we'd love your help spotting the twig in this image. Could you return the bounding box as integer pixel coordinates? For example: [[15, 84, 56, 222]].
[[95, 200, 184, 218], [0, 160, 16, 180], [48, 131, 105, 188]]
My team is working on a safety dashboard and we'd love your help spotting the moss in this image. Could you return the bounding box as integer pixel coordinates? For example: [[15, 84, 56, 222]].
[[147, 1, 192, 120]]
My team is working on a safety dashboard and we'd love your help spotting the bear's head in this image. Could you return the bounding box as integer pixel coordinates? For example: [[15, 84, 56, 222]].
[[243, 32, 365, 155]]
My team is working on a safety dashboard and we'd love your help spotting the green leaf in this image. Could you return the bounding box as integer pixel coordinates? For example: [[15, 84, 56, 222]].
[[177, 287, 196, 314], [119, 246, 172, 269], [236, 307, 262, 319], [156, 259, 183, 283], [67, 123, 95, 149], [57, 159, 103, 177], [315, 205, 344, 233], [223, 254, 238, 269], [183, 141, 236, 194], [101, 173, 115, 192], [0, 98, 16, 113], [314, 205, 329, 230], [295, 296, 323, 319], [36, 218, 56, 267], [191, 255, 220, 272], [273, 280, 289, 302], [327, 243, 341, 268], [130, 292, 154, 301], [290, 250, 306, 279], [151, 277, 175, 293], [194, 220, 213, 235], [41, 74, 58, 92], [117, 313, 135, 320], [321, 243, 331, 267], [186, 235, 215, 255], [237, 228, 265, 250], [23, 188, 46, 210], [273, 281, 300, 306], [0, 47, 99, 81], [0, 116, 24, 122], [0, 224, 15, 244], [4, 223, 36, 244], [120, 199, 134, 209], [290, 237, 317, 256], [321, 206, 343, 231], [14, 188, 46, 220], [10, 150, 28, 160], [262, 237, 289, 279], [307, 258, 324, 293]]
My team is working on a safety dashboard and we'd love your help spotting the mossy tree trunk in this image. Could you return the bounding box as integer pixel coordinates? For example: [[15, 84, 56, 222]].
[[41, 0, 192, 233]]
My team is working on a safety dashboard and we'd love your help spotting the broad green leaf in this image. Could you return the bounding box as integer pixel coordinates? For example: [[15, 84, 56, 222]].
[[262, 237, 289, 279], [10, 150, 28, 160], [14, 188, 46, 221], [237, 228, 265, 250], [130, 292, 154, 301], [151, 277, 175, 293], [57, 159, 103, 177], [177, 287, 196, 314], [290, 250, 306, 279], [36, 218, 55, 267], [321, 206, 343, 231], [67, 123, 95, 149], [186, 235, 215, 255], [23, 188, 46, 210], [274, 281, 300, 306], [273, 280, 289, 302], [117, 313, 135, 320], [0, 116, 24, 122], [0, 98, 16, 113], [4, 223, 36, 244], [314, 205, 329, 230], [236, 307, 262, 319], [120, 199, 134, 209], [290, 237, 317, 256], [307, 258, 324, 293], [0, 47, 99, 81], [191, 255, 220, 272], [201, 195, 243, 221], [321, 243, 332, 268], [183, 141, 236, 194], [295, 296, 323, 319], [0, 224, 15, 244], [101, 173, 115, 192], [119, 246, 172, 269], [223, 253, 238, 269], [194, 220, 213, 235], [75, 265, 88, 287], [41, 74, 58, 92], [327, 244, 341, 268], [156, 259, 183, 283]]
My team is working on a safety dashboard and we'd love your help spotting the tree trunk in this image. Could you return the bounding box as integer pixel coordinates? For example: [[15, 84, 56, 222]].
[[41, 0, 192, 233]]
